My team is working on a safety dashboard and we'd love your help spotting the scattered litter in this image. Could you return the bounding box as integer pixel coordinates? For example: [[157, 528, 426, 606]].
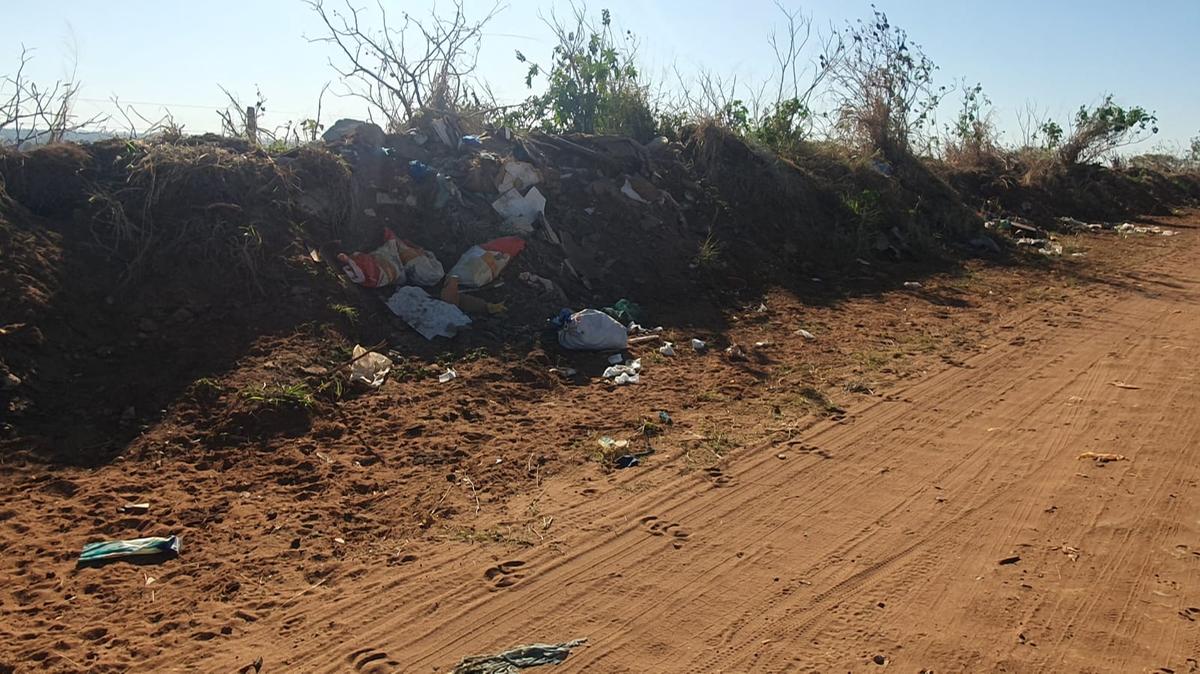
[[557, 309, 628, 351], [621, 178, 650, 203], [1039, 241, 1064, 256], [1078, 452, 1127, 463], [690, 338, 706, 351], [998, 555, 1021, 566], [451, 638, 590, 673], [601, 298, 644, 325], [797, 329, 815, 340], [598, 436, 629, 452], [1059, 544, 1080, 562], [408, 160, 433, 181], [492, 187, 546, 233], [658, 411, 672, 425], [460, 134, 482, 148], [518, 271, 559, 295], [725, 344, 747, 361], [549, 367, 577, 378], [449, 237, 526, 288], [754, 341, 771, 348], [496, 160, 541, 193], [385, 286, 472, 340], [903, 281, 922, 289], [1116, 223, 1177, 236], [80, 535, 180, 564], [1109, 381, 1141, 390], [659, 342, 676, 357], [338, 229, 444, 288], [602, 358, 642, 385], [348, 344, 393, 388], [870, 159, 894, 177], [608, 353, 626, 365], [120, 502, 150, 514], [438, 368, 459, 384], [777, 453, 787, 460]]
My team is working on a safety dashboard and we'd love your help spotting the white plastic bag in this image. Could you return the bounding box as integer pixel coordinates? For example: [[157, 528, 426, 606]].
[[558, 309, 628, 351], [349, 345, 393, 387], [496, 160, 542, 193]]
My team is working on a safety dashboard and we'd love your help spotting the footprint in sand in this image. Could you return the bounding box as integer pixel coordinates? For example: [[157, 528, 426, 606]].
[[347, 647, 402, 673], [639, 516, 691, 549], [704, 467, 734, 487], [483, 560, 528, 590]]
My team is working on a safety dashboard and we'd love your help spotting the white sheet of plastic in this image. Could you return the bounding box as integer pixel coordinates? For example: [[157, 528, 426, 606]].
[[349, 345, 393, 387], [385, 286, 472, 340], [492, 186, 546, 233]]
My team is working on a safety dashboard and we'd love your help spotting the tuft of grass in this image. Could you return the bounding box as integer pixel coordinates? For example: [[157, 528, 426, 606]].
[[189, 377, 225, 403], [240, 382, 315, 410], [329, 303, 359, 323], [695, 230, 723, 269], [796, 385, 846, 416]]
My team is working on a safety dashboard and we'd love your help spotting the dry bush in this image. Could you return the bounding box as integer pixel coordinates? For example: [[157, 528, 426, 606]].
[[1, 46, 105, 147], [826, 8, 945, 162], [305, 0, 500, 132]]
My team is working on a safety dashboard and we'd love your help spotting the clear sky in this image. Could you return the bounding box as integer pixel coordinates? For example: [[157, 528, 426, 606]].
[[7, 0, 1199, 152]]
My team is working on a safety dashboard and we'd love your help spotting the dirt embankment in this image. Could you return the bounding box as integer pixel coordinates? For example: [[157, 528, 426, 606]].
[[0, 121, 1198, 672]]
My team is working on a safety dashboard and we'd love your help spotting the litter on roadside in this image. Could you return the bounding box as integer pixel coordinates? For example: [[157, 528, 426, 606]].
[[79, 535, 181, 564], [602, 358, 641, 385], [1078, 452, 1127, 463], [348, 344, 393, 387], [438, 368, 458, 384], [557, 309, 628, 351], [797, 329, 815, 340], [659, 342, 676, 356], [1109, 381, 1141, 390], [725, 344, 747, 361], [386, 286, 472, 340], [903, 281, 922, 289], [338, 229, 444, 288], [120, 502, 150, 514], [495, 159, 541, 193], [690, 338, 706, 351], [449, 237, 526, 288], [492, 187, 546, 233], [452, 638, 588, 674]]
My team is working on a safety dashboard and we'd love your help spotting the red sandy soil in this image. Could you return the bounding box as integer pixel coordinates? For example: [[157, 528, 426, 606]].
[[2, 214, 1198, 673]]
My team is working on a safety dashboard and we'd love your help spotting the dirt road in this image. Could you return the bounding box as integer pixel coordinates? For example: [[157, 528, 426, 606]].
[[169, 223, 1200, 674]]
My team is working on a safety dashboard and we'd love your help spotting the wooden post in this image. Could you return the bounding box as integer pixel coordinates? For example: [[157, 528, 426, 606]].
[[245, 106, 257, 144]]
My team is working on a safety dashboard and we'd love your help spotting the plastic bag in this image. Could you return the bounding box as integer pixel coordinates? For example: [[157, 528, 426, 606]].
[[558, 309, 628, 351], [349, 345, 393, 387], [448, 236, 526, 288], [338, 229, 444, 288], [491, 187, 546, 233]]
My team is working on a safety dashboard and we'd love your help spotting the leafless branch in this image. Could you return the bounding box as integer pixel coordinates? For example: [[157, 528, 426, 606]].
[[303, 0, 502, 132]]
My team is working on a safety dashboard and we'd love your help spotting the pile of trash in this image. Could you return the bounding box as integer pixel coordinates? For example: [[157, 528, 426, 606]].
[[984, 218, 1063, 256], [311, 115, 710, 351]]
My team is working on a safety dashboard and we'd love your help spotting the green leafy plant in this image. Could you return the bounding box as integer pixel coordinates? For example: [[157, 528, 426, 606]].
[[1057, 95, 1158, 165], [513, 6, 655, 139], [240, 382, 315, 410], [329, 303, 359, 323]]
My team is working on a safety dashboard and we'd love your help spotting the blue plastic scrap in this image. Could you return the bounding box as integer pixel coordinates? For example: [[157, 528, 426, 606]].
[[79, 535, 181, 563]]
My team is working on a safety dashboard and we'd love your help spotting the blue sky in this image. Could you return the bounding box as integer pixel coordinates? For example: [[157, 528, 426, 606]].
[[7, 0, 1199, 151]]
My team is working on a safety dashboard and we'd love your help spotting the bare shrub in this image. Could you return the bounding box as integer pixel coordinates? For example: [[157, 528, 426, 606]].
[[305, 0, 500, 132], [1, 46, 105, 147]]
